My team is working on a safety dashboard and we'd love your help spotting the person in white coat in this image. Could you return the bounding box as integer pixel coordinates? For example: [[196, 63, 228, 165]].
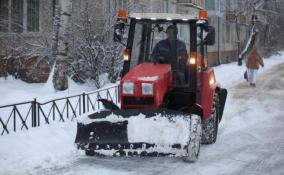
[[246, 46, 264, 87]]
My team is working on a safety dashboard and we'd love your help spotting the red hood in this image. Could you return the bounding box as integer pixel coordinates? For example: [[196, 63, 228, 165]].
[[121, 63, 171, 82], [120, 63, 172, 108]]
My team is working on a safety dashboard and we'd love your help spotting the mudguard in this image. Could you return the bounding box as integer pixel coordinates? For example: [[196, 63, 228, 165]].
[[217, 88, 227, 122]]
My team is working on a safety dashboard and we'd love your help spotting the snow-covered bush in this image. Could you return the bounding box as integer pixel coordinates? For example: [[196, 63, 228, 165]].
[[70, 39, 123, 88]]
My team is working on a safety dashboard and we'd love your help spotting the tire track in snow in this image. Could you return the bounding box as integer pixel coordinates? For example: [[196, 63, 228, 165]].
[[237, 143, 284, 175]]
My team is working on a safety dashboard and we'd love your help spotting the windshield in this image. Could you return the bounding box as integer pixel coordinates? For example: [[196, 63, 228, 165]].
[[130, 21, 190, 71]]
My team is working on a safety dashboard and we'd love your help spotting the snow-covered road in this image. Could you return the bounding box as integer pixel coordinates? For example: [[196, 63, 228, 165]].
[[1, 54, 284, 175]]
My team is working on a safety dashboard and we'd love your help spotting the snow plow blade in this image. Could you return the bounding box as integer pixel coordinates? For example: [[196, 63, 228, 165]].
[[75, 108, 202, 160]]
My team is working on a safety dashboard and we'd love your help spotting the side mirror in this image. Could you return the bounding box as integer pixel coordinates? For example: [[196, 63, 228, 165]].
[[113, 22, 125, 42], [204, 26, 215, 45]]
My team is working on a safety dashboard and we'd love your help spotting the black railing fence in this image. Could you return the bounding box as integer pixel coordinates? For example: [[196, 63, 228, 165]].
[[0, 84, 120, 136]]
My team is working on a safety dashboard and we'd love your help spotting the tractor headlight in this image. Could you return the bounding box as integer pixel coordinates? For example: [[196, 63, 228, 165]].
[[142, 83, 153, 95], [122, 82, 134, 95]]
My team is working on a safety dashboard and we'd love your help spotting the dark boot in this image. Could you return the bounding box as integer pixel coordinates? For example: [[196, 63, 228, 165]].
[[250, 83, 256, 87]]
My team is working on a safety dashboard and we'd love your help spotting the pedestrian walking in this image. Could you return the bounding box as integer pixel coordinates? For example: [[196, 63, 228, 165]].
[[246, 46, 264, 87]]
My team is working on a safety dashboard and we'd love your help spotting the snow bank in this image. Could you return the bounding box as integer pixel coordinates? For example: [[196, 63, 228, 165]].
[[0, 76, 97, 106], [0, 121, 80, 175]]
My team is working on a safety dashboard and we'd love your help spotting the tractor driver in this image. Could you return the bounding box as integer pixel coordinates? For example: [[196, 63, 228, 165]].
[[151, 24, 188, 84]]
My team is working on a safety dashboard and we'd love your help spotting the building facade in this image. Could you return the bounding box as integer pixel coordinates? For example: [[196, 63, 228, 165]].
[[0, 0, 249, 65], [0, 0, 53, 56], [205, 0, 250, 65]]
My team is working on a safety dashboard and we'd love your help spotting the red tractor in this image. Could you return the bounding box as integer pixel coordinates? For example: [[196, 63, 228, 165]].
[[75, 9, 227, 162]]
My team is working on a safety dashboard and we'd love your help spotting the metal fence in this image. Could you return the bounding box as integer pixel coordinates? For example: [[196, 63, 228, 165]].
[[0, 84, 120, 136]]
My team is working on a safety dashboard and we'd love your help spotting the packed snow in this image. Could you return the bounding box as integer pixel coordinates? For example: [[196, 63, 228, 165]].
[[0, 52, 284, 175], [127, 114, 190, 146], [79, 112, 192, 148]]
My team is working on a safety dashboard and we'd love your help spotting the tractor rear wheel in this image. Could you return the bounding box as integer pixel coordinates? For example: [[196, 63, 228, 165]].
[[183, 115, 202, 162], [201, 93, 219, 144]]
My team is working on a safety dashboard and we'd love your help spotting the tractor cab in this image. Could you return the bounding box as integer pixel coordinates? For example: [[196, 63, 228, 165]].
[[114, 10, 218, 111], [114, 10, 215, 91]]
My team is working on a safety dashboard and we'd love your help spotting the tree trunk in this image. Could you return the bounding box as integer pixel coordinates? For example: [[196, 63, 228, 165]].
[[52, 0, 72, 91]]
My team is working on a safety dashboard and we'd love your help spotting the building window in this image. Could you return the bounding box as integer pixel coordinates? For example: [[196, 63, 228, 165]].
[[0, 0, 39, 33], [0, 0, 9, 32], [205, 0, 215, 11], [115, 0, 127, 9], [27, 0, 39, 32], [11, 0, 23, 33], [222, 22, 225, 44], [226, 23, 230, 43]]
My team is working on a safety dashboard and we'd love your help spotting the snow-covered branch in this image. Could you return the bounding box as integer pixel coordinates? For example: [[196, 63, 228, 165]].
[[238, 26, 257, 59]]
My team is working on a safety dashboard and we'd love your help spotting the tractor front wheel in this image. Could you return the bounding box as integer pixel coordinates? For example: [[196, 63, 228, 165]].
[[183, 115, 202, 162], [201, 93, 219, 144]]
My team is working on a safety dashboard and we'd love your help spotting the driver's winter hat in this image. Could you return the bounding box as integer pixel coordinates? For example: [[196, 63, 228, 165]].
[[166, 25, 178, 34]]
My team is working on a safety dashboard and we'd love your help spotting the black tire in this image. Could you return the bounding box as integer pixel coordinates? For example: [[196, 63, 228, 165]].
[[183, 115, 202, 163], [201, 93, 219, 144], [85, 150, 95, 156]]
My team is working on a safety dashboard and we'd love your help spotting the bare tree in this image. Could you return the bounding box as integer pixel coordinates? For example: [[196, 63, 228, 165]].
[[219, 0, 284, 65], [67, 0, 155, 89], [258, 0, 284, 57], [68, 1, 122, 88], [52, 0, 73, 91], [236, 0, 284, 60]]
